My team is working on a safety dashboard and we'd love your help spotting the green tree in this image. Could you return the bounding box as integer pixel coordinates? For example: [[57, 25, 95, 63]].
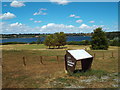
[[49, 34, 57, 48], [54, 32, 66, 48], [91, 27, 109, 50], [44, 32, 66, 48], [44, 35, 52, 48]]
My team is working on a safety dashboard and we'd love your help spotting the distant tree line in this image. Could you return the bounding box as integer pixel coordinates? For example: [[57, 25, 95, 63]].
[[1, 42, 27, 45], [1, 33, 92, 39], [106, 31, 120, 40], [65, 33, 92, 36], [106, 31, 120, 46], [1, 34, 47, 38], [108, 37, 120, 46]]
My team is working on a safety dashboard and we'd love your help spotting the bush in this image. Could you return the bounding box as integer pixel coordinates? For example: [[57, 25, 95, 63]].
[[29, 41, 36, 44], [29, 41, 43, 44], [67, 41, 81, 45], [109, 38, 120, 46], [2, 42, 27, 45]]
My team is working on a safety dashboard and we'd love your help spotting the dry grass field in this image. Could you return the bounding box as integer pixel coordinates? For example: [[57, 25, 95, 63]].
[[1, 44, 119, 88]]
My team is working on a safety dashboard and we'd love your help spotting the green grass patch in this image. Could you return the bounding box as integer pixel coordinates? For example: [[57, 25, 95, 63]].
[[49, 59, 56, 62], [56, 77, 68, 82], [71, 69, 108, 78], [55, 77, 78, 84], [15, 44, 47, 50]]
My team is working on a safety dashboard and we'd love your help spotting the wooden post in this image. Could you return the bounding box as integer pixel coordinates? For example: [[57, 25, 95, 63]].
[[40, 56, 44, 65], [0, 58, 1, 66], [103, 53, 104, 59], [23, 56, 26, 66], [57, 56, 59, 61], [64, 55, 67, 72], [112, 52, 114, 58], [56, 56, 60, 67], [94, 53, 96, 58]]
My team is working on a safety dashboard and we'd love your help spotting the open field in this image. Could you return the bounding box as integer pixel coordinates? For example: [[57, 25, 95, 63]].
[[1, 44, 119, 88], [1, 44, 91, 50]]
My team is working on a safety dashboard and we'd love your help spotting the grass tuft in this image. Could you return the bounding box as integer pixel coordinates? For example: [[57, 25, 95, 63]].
[[71, 69, 108, 78]]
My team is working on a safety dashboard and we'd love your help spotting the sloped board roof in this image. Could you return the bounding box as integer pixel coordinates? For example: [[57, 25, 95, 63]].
[[67, 49, 93, 60]]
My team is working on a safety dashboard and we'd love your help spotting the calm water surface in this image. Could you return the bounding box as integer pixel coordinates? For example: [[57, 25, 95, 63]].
[[1, 36, 91, 43]]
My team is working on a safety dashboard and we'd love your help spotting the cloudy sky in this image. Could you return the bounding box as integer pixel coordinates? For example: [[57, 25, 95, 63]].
[[1, 0, 118, 34]]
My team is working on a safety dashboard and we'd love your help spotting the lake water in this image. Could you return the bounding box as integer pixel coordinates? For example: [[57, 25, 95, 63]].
[[1, 36, 91, 43]]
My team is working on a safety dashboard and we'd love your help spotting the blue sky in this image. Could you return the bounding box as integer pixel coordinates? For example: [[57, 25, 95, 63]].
[[1, 1, 118, 34]]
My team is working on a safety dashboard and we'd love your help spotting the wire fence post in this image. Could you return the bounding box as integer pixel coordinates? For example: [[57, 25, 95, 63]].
[[94, 53, 96, 59], [40, 56, 44, 65], [57, 56, 59, 61], [23, 56, 26, 66], [103, 52, 104, 59], [0, 58, 1, 66], [56, 56, 60, 68]]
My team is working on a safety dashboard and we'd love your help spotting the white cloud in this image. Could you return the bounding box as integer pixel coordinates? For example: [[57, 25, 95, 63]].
[[79, 24, 90, 29], [29, 18, 34, 20], [89, 21, 95, 23], [34, 21, 42, 23], [10, 22, 22, 27], [41, 23, 55, 28], [40, 8, 47, 10], [69, 14, 75, 17], [41, 23, 75, 29], [69, 14, 80, 18], [2, 22, 111, 34], [79, 24, 106, 32], [50, 0, 70, 5], [79, 24, 104, 29], [40, 23, 76, 33], [33, 8, 47, 16], [0, 12, 16, 20], [35, 23, 107, 33], [10, 0, 25, 7], [76, 20, 83, 23], [0, 22, 5, 26], [2, 22, 35, 34]]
